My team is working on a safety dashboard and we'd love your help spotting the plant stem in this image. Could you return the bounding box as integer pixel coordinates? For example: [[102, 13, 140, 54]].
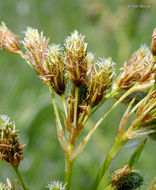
[[104, 184, 113, 190], [48, 83, 68, 152], [13, 167, 29, 190], [48, 83, 63, 131], [94, 86, 136, 130], [92, 138, 127, 190], [61, 94, 67, 118], [71, 86, 135, 160], [65, 155, 73, 190], [74, 87, 79, 128]]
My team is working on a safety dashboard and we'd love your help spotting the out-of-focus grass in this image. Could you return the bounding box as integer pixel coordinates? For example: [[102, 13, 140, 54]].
[[0, 0, 156, 189]]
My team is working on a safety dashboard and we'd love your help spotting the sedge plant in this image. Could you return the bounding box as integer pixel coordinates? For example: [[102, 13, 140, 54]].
[[0, 22, 156, 190]]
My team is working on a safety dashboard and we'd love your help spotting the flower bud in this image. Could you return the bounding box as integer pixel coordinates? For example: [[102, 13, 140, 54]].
[[89, 57, 115, 107], [112, 164, 143, 190], [0, 22, 20, 54], [0, 115, 25, 167], [47, 181, 66, 190], [0, 182, 11, 190], [45, 44, 66, 95], [125, 90, 156, 139], [151, 28, 156, 56], [64, 30, 88, 86]]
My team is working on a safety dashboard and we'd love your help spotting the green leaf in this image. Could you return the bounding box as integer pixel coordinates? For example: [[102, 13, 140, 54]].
[[129, 138, 147, 168]]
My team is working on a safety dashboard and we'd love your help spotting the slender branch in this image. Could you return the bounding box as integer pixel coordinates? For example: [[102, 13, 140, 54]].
[[48, 83, 63, 131], [61, 94, 67, 118], [64, 155, 73, 190], [71, 86, 136, 160], [47, 83, 68, 152], [13, 167, 29, 190], [92, 138, 128, 190], [74, 87, 79, 128]]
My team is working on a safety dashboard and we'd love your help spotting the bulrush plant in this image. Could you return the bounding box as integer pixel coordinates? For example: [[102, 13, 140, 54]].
[[0, 22, 156, 190]]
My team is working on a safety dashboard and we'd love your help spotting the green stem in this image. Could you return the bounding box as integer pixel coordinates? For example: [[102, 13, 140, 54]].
[[13, 167, 29, 190], [64, 156, 73, 190], [47, 83, 68, 153], [104, 184, 113, 190], [92, 138, 127, 190], [71, 86, 136, 160], [74, 87, 79, 128], [48, 83, 62, 131], [94, 86, 136, 130], [61, 94, 67, 118]]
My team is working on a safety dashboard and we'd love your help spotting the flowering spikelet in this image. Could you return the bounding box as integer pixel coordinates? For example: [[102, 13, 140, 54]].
[[45, 44, 66, 95], [113, 45, 155, 92], [89, 57, 115, 107], [0, 115, 25, 167], [112, 45, 156, 104], [0, 22, 20, 54], [151, 28, 156, 56], [64, 30, 88, 86], [23, 28, 66, 95], [112, 164, 143, 190], [23, 27, 49, 77], [0, 182, 11, 190], [46, 181, 66, 190], [125, 90, 156, 139]]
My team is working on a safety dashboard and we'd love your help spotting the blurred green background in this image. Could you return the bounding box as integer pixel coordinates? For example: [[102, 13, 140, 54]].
[[0, 0, 156, 189]]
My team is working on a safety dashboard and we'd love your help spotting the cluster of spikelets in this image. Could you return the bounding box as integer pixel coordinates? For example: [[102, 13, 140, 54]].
[[0, 21, 156, 148], [0, 22, 156, 190], [46, 181, 66, 190], [0, 182, 11, 190], [110, 164, 143, 190], [0, 22, 116, 146], [0, 115, 24, 167]]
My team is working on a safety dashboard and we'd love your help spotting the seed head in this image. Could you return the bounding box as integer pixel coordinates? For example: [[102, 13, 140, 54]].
[[46, 181, 66, 190], [112, 45, 155, 93], [89, 57, 115, 107], [45, 44, 66, 95], [64, 30, 88, 86], [112, 164, 143, 190], [0, 22, 20, 54], [151, 28, 156, 56], [0, 182, 11, 190], [0, 115, 24, 167]]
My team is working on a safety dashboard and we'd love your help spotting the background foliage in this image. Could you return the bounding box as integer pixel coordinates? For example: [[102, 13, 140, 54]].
[[0, 0, 156, 189]]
